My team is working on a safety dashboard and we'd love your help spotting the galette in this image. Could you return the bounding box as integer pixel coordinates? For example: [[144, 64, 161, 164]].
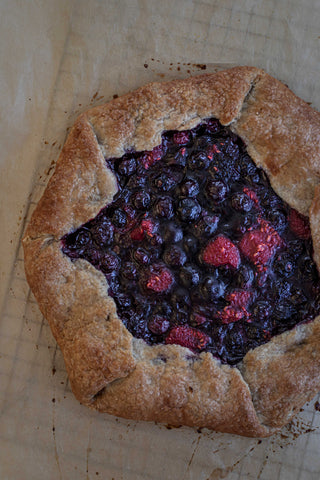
[[23, 66, 320, 437]]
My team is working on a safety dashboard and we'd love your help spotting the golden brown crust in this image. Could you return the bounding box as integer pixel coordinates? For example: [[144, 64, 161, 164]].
[[240, 317, 320, 429], [23, 66, 320, 437]]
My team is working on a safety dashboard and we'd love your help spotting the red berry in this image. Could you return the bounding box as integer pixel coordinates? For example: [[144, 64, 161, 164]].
[[141, 219, 157, 237], [289, 209, 311, 239], [173, 131, 191, 145], [152, 144, 163, 161], [219, 306, 247, 324], [130, 226, 144, 241], [130, 219, 158, 241], [243, 187, 260, 208], [226, 290, 252, 308], [165, 325, 210, 351], [146, 266, 174, 293], [203, 235, 240, 268], [140, 145, 163, 169], [239, 220, 284, 265]]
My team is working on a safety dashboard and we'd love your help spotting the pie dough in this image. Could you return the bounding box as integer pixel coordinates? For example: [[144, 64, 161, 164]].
[[23, 66, 320, 437]]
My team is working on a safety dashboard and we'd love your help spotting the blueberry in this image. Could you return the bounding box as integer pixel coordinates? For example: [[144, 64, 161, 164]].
[[149, 233, 163, 246], [206, 118, 221, 133], [222, 137, 240, 158], [206, 179, 227, 202], [154, 172, 176, 191], [188, 152, 210, 170], [273, 301, 294, 322], [182, 234, 198, 254], [259, 188, 280, 210], [273, 253, 295, 277], [165, 150, 187, 167], [256, 169, 269, 185], [179, 178, 199, 197], [171, 288, 191, 309], [133, 191, 151, 210], [252, 300, 272, 321], [148, 315, 170, 335], [240, 155, 257, 177], [154, 197, 174, 218], [66, 229, 92, 255], [201, 276, 225, 301], [209, 157, 240, 183], [245, 324, 268, 348], [100, 251, 120, 274], [274, 281, 291, 301], [233, 214, 256, 236], [290, 287, 307, 306], [116, 293, 132, 309], [133, 247, 150, 265], [107, 275, 121, 295], [77, 228, 92, 245], [85, 248, 102, 266], [153, 302, 172, 318], [290, 240, 305, 257], [170, 309, 189, 325], [177, 198, 201, 222], [195, 134, 214, 150], [231, 193, 253, 212], [163, 223, 183, 243], [298, 255, 317, 280], [122, 261, 137, 280], [163, 246, 187, 267], [267, 209, 287, 232], [127, 175, 146, 189], [92, 220, 114, 246], [179, 265, 200, 288], [224, 326, 246, 365], [125, 312, 148, 338], [190, 285, 205, 303], [112, 209, 127, 227], [117, 157, 136, 176], [194, 214, 219, 237]]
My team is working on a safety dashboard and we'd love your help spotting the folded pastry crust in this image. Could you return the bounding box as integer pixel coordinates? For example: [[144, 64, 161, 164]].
[[23, 67, 320, 437]]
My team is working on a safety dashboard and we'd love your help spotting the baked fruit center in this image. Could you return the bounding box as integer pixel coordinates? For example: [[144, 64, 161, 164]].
[[62, 119, 320, 365]]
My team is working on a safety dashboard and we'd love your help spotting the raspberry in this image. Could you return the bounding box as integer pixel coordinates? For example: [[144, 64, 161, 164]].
[[239, 220, 284, 265], [130, 219, 158, 241], [243, 187, 260, 208], [141, 219, 158, 237], [130, 226, 144, 241], [219, 306, 247, 324], [140, 145, 163, 169], [226, 290, 252, 308], [203, 235, 240, 268], [289, 209, 311, 239], [165, 326, 210, 351], [146, 266, 174, 293]]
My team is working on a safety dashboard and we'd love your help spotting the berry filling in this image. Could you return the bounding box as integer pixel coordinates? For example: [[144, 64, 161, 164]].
[[62, 119, 320, 365]]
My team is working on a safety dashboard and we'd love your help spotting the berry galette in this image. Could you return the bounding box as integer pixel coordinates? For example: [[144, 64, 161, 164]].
[[23, 67, 320, 437]]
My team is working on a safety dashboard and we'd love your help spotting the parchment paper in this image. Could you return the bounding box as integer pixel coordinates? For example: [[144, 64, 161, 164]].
[[1, 1, 320, 479]]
